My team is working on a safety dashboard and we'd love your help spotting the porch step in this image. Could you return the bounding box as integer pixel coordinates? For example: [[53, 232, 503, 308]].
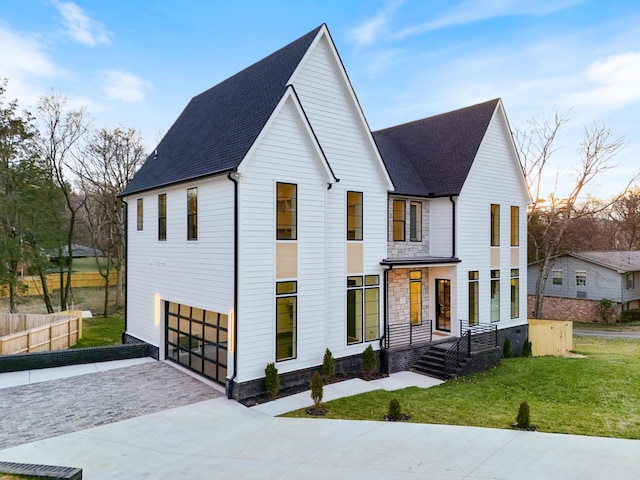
[[412, 344, 452, 380]]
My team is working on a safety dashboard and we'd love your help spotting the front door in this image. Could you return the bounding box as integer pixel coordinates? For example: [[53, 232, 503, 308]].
[[436, 279, 451, 332]]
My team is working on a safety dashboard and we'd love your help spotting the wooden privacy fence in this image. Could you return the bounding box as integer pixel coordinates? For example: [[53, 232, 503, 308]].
[[0, 311, 82, 355], [528, 319, 573, 356], [0, 271, 119, 298]]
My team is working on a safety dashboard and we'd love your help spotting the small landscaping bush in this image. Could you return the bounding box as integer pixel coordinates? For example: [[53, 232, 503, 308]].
[[322, 348, 335, 382], [513, 400, 535, 430], [264, 362, 280, 399], [306, 372, 328, 416], [502, 338, 512, 358], [522, 339, 532, 358], [596, 298, 617, 324], [362, 344, 376, 379], [384, 397, 410, 421]]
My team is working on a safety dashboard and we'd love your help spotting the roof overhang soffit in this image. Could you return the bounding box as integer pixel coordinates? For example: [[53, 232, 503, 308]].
[[287, 25, 395, 191], [237, 86, 338, 183]]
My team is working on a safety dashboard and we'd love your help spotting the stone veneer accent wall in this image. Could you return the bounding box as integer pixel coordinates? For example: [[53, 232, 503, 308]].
[[387, 268, 430, 325], [526, 295, 620, 322], [387, 197, 430, 257]]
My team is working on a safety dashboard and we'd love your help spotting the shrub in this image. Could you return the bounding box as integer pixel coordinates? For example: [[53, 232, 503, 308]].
[[522, 339, 532, 358], [362, 344, 376, 378], [322, 348, 335, 382], [620, 309, 640, 323], [502, 338, 512, 358], [516, 401, 531, 429], [596, 298, 617, 324], [264, 362, 280, 399], [310, 372, 324, 407], [387, 398, 402, 421]]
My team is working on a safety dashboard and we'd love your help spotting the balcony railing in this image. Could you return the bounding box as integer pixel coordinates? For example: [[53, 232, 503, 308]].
[[384, 320, 432, 349]]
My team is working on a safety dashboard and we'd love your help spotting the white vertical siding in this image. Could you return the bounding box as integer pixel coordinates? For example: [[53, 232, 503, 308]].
[[429, 198, 454, 258], [123, 175, 235, 350], [456, 107, 529, 328]]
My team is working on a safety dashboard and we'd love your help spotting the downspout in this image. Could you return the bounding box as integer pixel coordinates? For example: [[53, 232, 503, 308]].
[[381, 265, 392, 374], [120, 198, 128, 343], [227, 171, 239, 399], [449, 196, 457, 258]]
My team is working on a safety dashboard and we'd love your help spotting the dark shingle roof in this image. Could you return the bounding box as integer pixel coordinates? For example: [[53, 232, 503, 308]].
[[121, 25, 323, 196], [373, 99, 500, 197]]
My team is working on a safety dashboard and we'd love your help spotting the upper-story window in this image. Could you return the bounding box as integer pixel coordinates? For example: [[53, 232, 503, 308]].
[[158, 194, 167, 241], [552, 269, 563, 285], [187, 188, 198, 240], [393, 200, 405, 241], [277, 182, 297, 240], [491, 204, 500, 246], [510, 206, 519, 246], [347, 191, 363, 240], [627, 272, 635, 290], [136, 198, 143, 231], [410, 201, 422, 242], [576, 270, 587, 286]]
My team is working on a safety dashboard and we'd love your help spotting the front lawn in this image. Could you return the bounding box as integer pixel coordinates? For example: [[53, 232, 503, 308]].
[[71, 315, 124, 348], [283, 337, 640, 439]]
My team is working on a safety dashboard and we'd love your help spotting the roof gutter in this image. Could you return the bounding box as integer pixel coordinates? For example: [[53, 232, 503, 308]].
[[226, 171, 239, 399]]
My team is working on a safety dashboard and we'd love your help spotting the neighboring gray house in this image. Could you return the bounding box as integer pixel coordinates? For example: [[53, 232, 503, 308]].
[[528, 251, 640, 320]]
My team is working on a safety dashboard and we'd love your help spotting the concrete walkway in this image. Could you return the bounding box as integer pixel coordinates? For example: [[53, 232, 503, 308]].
[[1, 361, 639, 479]]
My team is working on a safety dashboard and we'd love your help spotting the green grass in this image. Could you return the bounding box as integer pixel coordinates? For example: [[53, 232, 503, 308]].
[[283, 337, 640, 439], [70, 257, 109, 272], [574, 320, 640, 332], [71, 315, 124, 348]]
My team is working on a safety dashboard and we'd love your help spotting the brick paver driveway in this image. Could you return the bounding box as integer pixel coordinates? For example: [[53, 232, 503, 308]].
[[0, 362, 222, 450]]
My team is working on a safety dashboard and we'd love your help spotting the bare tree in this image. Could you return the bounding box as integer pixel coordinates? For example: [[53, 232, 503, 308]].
[[75, 127, 146, 315], [609, 186, 640, 250], [516, 113, 631, 319], [36, 93, 90, 311]]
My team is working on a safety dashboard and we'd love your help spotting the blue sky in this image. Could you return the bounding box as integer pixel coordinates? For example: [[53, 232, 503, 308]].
[[1, 0, 638, 199]]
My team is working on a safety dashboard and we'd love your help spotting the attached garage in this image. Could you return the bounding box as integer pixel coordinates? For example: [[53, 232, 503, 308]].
[[165, 302, 228, 385]]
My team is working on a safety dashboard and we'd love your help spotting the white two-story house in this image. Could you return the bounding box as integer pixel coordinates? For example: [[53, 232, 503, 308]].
[[120, 24, 529, 400]]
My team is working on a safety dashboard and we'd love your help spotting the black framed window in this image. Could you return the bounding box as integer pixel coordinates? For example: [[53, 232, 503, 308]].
[[187, 187, 198, 240], [410, 270, 422, 325], [158, 194, 166, 241], [491, 204, 500, 246], [410, 201, 421, 241], [277, 183, 297, 240], [491, 269, 500, 322], [276, 281, 297, 361], [393, 200, 405, 241], [136, 198, 143, 231], [468, 271, 479, 326], [347, 275, 379, 344], [347, 191, 363, 240], [511, 269, 519, 319], [510, 206, 519, 246]]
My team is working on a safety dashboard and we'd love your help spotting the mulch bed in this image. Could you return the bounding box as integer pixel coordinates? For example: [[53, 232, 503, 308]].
[[239, 372, 388, 407]]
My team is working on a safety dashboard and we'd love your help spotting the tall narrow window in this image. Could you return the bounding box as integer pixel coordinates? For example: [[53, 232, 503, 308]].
[[468, 271, 479, 326], [277, 183, 297, 240], [510, 206, 519, 246], [276, 281, 297, 361], [393, 200, 405, 241], [491, 204, 500, 246], [187, 188, 197, 240], [511, 269, 519, 319], [410, 201, 422, 241], [491, 269, 500, 322], [347, 191, 363, 240], [347, 275, 379, 344], [627, 272, 635, 289], [136, 198, 143, 231], [410, 270, 422, 325], [158, 194, 166, 241]]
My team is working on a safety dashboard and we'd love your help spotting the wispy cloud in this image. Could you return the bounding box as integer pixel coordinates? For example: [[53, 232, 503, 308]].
[[0, 26, 62, 104], [392, 0, 583, 39], [54, 1, 110, 46], [101, 70, 151, 103], [349, 0, 404, 47], [568, 52, 640, 109]]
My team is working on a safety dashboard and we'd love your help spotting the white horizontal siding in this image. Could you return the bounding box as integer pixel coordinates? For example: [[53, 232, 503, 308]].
[[123, 175, 235, 350], [456, 106, 528, 328]]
